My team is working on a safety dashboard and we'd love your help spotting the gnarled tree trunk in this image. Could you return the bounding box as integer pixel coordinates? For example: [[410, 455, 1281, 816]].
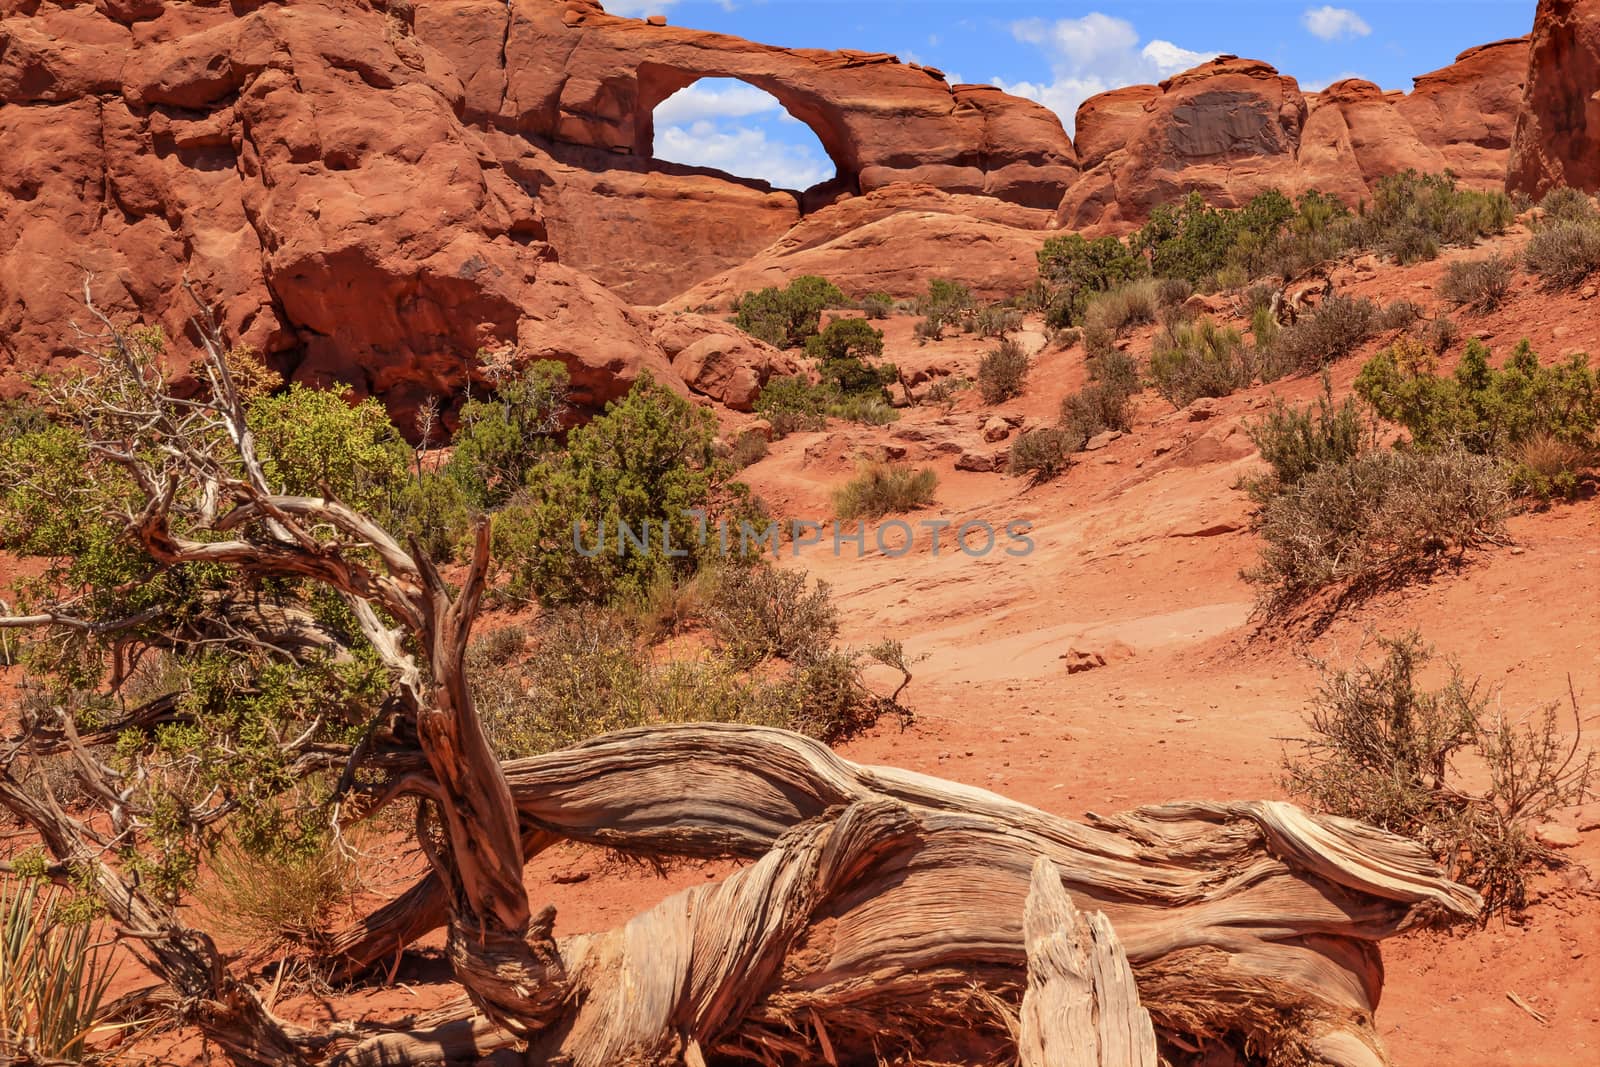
[[325, 724, 1478, 1067]]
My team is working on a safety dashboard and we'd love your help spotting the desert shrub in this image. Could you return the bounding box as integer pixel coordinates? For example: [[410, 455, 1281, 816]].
[[1247, 190, 1360, 281], [473, 599, 902, 754], [1060, 353, 1138, 443], [1243, 281, 1279, 316], [1421, 313, 1459, 355], [817, 353, 896, 401], [205, 835, 362, 953], [924, 375, 971, 409], [1509, 432, 1596, 500], [1008, 426, 1074, 483], [913, 279, 975, 340], [1355, 336, 1599, 496], [1, 876, 118, 1063], [833, 461, 937, 519], [1269, 294, 1378, 373], [976, 338, 1030, 404], [974, 304, 1024, 338], [444, 360, 569, 509], [704, 565, 839, 668], [248, 383, 411, 515], [1378, 299, 1425, 331], [1523, 217, 1600, 290], [727, 429, 769, 469], [1535, 185, 1598, 226], [1153, 276, 1194, 308], [1241, 377, 1372, 504], [859, 291, 896, 319], [1036, 233, 1147, 327], [390, 469, 472, 563], [1082, 321, 1116, 360], [1355, 170, 1515, 264], [1439, 254, 1515, 313], [1247, 446, 1509, 612], [805, 316, 885, 362], [828, 392, 900, 426], [754, 374, 830, 436], [0, 396, 50, 438], [1133, 190, 1296, 285], [474, 607, 651, 757], [1083, 279, 1160, 338], [1356, 336, 1599, 452], [733, 275, 847, 348], [492, 375, 756, 605], [1283, 633, 1593, 911], [1148, 317, 1252, 407]]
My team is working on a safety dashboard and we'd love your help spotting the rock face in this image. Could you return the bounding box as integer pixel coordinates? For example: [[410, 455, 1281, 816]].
[[0, 0, 686, 425], [410, 0, 1077, 210], [1508, 0, 1600, 196], [1058, 42, 1529, 232], [671, 186, 1053, 310]]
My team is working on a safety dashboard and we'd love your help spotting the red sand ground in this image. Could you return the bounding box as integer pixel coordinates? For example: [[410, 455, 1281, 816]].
[[8, 228, 1600, 1065]]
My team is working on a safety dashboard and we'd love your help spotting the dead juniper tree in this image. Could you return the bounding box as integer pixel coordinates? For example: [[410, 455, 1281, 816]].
[[0, 289, 1481, 1067]]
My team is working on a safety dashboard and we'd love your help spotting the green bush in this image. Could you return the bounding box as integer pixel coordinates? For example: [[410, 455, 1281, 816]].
[[391, 469, 472, 562], [833, 461, 937, 519], [248, 384, 411, 515], [1524, 217, 1600, 290], [444, 361, 569, 509], [733, 275, 847, 348], [1439, 254, 1515, 312], [1282, 633, 1594, 911], [1036, 233, 1147, 327], [1148, 317, 1252, 407], [1269, 294, 1378, 373], [754, 374, 830, 436], [1355, 169, 1515, 264], [1247, 446, 1509, 613], [1354, 335, 1599, 496], [1008, 426, 1074, 483], [805, 316, 884, 362], [1131, 190, 1295, 285], [1242, 376, 1372, 504], [977, 338, 1030, 404], [492, 375, 755, 605]]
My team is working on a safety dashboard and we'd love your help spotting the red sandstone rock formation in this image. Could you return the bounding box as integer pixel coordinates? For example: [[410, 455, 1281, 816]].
[[1058, 41, 1529, 233], [410, 0, 1078, 210], [670, 186, 1053, 311], [1508, 0, 1600, 196]]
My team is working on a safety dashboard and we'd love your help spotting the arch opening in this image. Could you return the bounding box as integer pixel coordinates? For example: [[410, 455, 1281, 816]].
[[637, 72, 851, 196]]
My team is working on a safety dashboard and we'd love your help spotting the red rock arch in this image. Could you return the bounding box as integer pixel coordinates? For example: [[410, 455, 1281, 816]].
[[632, 64, 858, 192]]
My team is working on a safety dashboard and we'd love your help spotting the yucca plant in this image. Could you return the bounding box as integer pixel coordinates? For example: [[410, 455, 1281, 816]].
[[0, 876, 119, 1063]]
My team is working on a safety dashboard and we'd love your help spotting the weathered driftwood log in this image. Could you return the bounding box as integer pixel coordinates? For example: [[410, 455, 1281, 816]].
[[328, 724, 1478, 1066], [1020, 856, 1157, 1067]]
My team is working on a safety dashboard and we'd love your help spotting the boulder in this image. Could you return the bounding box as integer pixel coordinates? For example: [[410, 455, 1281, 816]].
[[1507, 0, 1600, 196], [982, 415, 1011, 443]]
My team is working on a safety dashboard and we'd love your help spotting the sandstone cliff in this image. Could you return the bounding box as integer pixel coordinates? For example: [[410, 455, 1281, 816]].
[[1508, 0, 1600, 196]]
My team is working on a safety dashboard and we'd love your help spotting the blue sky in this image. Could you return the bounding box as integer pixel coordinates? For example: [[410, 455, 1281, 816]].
[[620, 1, 1535, 189]]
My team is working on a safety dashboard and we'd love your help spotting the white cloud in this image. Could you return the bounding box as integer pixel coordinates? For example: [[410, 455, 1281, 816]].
[[993, 14, 1215, 132], [655, 120, 832, 190], [654, 82, 782, 125], [1302, 6, 1371, 41]]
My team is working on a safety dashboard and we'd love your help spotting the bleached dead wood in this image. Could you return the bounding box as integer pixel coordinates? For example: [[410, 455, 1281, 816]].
[[1019, 856, 1157, 1067], [327, 723, 1479, 1067]]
